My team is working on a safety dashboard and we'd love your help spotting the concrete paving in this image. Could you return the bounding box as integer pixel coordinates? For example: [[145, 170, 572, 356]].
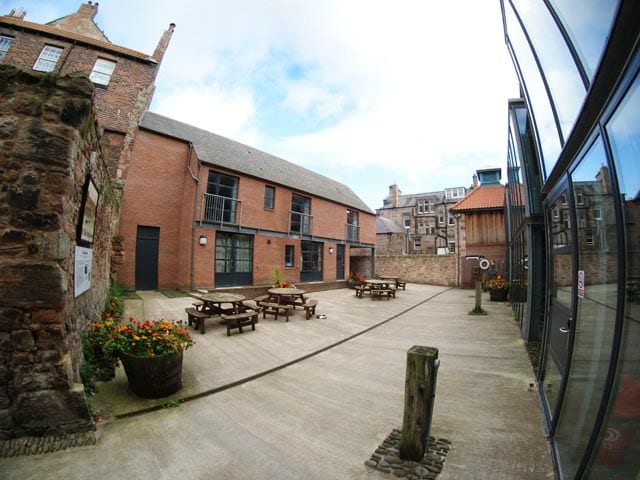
[[1, 285, 555, 479]]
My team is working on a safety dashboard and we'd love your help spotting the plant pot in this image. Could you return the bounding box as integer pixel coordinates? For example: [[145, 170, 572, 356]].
[[489, 288, 509, 301], [120, 350, 184, 399]]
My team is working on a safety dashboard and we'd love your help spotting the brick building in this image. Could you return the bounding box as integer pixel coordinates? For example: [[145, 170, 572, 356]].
[[376, 183, 466, 255], [0, 2, 175, 178], [118, 113, 376, 290]]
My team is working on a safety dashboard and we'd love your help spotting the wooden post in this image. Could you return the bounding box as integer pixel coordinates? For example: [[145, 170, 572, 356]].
[[475, 280, 483, 311], [399, 345, 439, 461]]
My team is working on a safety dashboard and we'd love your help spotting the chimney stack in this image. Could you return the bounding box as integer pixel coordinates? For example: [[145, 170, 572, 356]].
[[153, 23, 176, 64]]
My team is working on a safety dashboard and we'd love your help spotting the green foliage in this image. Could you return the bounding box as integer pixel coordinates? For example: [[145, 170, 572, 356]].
[[271, 267, 285, 286]]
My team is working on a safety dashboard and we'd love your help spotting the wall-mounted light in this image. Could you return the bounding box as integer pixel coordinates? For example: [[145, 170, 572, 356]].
[[329, 247, 334, 254], [199, 235, 207, 246]]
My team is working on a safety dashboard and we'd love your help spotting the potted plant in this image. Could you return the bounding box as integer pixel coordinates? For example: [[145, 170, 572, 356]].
[[487, 275, 511, 301], [105, 318, 194, 399]]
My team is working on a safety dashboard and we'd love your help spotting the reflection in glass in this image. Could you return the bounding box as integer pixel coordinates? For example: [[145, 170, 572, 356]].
[[542, 192, 573, 422], [504, 4, 561, 178], [512, 0, 586, 140], [588, 71, 640, 478], [555, 138, 617, 478], [548, 0, 618, 79]]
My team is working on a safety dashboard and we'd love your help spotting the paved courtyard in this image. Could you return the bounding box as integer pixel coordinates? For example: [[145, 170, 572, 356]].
[[1, 284, 554, 479]]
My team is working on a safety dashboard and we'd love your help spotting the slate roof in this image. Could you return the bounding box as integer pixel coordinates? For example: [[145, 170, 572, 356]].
[[376, 216, 405, 234], [140, 112, 374, 214], [451, 185, 505, 212]]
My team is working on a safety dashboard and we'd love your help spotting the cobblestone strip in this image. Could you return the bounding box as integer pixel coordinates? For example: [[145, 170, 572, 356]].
[[365, 428, 451, 479], [0, 431, 98, 458]]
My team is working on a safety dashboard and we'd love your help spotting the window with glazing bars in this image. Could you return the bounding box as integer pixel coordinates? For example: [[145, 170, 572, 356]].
[[0, 36, 13, 62], [33, 45, 62, 72]]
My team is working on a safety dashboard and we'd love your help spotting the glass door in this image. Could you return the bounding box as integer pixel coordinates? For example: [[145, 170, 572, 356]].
[[215, 233, 253, 287], [553, 138, 620, 478], [542, 185, 575, 426]]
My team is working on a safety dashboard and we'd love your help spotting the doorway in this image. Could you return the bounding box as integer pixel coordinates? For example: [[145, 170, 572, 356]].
[[215, 232, 253, 287], [135, 226, 159, 290]]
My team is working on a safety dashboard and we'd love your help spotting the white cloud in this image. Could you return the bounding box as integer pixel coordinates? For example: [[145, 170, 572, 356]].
[[16, 0, 520, 210]]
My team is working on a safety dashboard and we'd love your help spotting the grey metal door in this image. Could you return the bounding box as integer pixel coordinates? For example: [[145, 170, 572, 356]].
[[135, 226, 159, 290]]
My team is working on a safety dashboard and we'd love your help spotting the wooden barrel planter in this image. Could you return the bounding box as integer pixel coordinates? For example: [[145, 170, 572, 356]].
[[489, 288, 509, 301], [120, 350, 184, 399]]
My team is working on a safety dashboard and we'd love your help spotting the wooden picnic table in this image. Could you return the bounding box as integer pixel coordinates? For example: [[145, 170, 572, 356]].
[[267, 287, 307, 308], [190, 292, 247, 315]]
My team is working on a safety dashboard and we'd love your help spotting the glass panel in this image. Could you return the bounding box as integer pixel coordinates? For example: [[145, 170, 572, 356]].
[[588, 70, 640, 477], [542, 191, 574, 421], [505, 4, 562, 178], [548, 0, 618, 79], [512, 0, 586, 140], [89, 58, 116, 86], [554, 138, 618, 478], [215, 234, 232, 273], [0, 36, 13, 62], [234, 235, 252, 273], [33, 45, 62, 72]]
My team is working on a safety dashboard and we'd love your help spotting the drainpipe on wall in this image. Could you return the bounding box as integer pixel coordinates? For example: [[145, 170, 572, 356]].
[[186, 142, 201, 291]]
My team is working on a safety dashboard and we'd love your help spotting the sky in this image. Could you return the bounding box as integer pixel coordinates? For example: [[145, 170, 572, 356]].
[[2, 0, 520, 211]]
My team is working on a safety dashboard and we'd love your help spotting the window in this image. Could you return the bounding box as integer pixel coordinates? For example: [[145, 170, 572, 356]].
[[448, 240, 456, 253], [33, 45, 62, 72], [428, 218, 436, 234], [417, 218, 427, 235], [89, 58, 116, 86], [445, 187, 465, 199], [285, 245, 294, 267], [438, 212, 444, 225], [413, 237, 421, 249], [290, 194, 311, 234], [403, 215, 410, 228], [205, 171, 238, 223], [417, 200, 424, 214], [448, 212, 455, 226], [0, 36, 13, 62], [264, 185, 275, 209], [346, 209, 359, 241]]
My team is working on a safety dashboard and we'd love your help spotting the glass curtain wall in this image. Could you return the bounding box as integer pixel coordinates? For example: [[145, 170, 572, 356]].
[[501, 1, 640, 477]]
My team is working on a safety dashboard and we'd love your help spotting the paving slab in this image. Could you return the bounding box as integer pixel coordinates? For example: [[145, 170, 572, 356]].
[[0, 285, 554, 479]]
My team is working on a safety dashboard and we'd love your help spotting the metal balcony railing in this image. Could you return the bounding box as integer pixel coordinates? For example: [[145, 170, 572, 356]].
[[346, 223, 359, 242], [200, 193, 242, 226], [289, 211, 313, 235]]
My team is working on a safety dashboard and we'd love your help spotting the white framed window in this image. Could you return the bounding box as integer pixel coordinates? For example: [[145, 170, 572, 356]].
[[0, 35, 13, 62], [413, 237, 421, 249], [448, 212, 455, 226], [33, 45, 63, 72], [89, 58, 116, 86], [403, 215, 410, 228], [428, 218, 435, 234], [438, 212, 444, 225], [448, 240, 456, 253], [445, 187, 465, 199], [417, 219, 427, 234]]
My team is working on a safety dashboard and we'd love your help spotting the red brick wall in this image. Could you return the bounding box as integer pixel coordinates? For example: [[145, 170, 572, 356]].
[[117, 131, 376, 290], [1, 30, 158, 134]]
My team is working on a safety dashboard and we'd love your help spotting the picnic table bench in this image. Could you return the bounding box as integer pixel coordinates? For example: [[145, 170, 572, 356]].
[[303, 298, 318, 319], [370, 288, 395, 300], [185, 307, 214, 334], [220, 310, 259, 336], [262, 302, 293, 321]]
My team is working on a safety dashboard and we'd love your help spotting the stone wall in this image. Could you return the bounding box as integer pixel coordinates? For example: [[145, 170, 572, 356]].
[[0, 65, 117, 438], [375, 254, 457, 286]]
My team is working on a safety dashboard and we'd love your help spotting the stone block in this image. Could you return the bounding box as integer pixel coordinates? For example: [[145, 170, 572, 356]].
[[8, 184, 40, 210], [0, 308, 23, 332], [41, 231, 71, 260], [0, 264, 64, 310], [13, 121, 72, 168], [13, 386, 91, 433], [10, 329, 34, 352], [0, 408, 14, 430], [31, 309, 63, 325]]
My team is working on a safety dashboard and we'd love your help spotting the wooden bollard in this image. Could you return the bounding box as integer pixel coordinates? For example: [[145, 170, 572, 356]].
[[399, 345, 439, 461]]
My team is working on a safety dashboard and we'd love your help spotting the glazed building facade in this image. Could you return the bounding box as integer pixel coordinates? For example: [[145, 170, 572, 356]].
[[501, 1, 640, 478]]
